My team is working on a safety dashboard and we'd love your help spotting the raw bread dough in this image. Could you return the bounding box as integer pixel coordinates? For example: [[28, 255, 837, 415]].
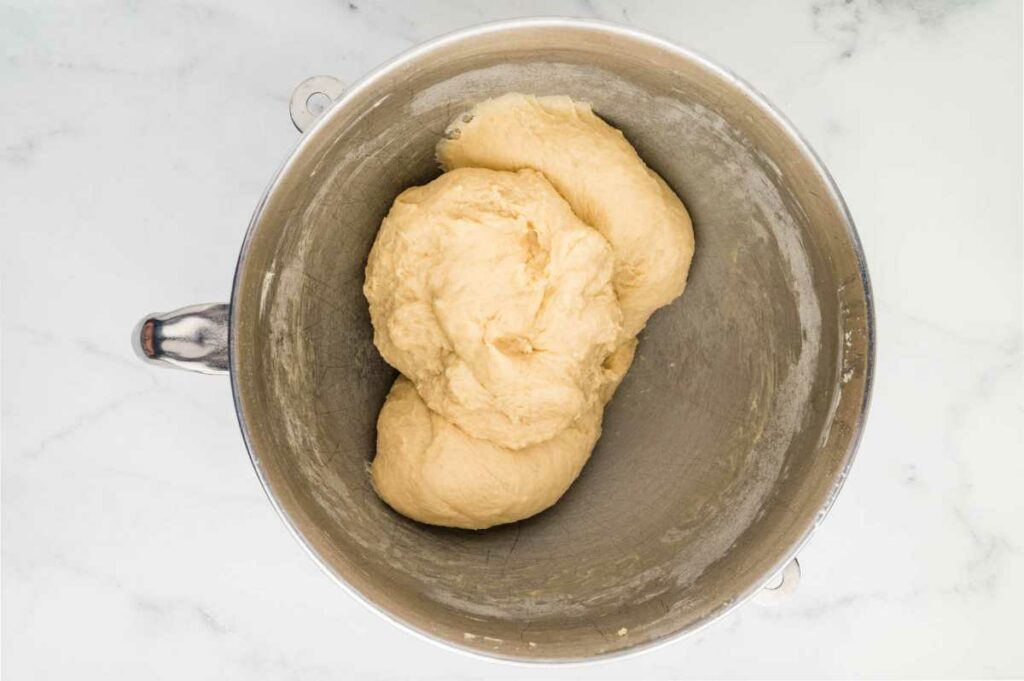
[[365, 167, 623, 449], [439, 93, 695, 338], [372, 377, 602, 530], [373, 341, 636, 529], [366, 93, 694, 529]]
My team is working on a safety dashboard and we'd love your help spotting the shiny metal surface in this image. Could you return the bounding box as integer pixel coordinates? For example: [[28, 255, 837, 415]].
[[137, 19, 873, 662], [132, 303, 229, 374], [753, 557, 801, 605], [289, 75, 346, 133]]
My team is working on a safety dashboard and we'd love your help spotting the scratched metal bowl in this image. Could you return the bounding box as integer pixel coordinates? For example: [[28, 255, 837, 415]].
[[138, 19, 873, 661]]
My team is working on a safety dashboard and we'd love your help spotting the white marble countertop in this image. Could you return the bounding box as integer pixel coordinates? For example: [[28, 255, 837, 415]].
[[2, 0, 1021, 678]]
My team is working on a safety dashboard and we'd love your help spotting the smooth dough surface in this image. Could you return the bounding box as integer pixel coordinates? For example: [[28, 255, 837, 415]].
[[372, 340, 633, 530], [439, 93, 695, 338], [366, 93, 693, 529]]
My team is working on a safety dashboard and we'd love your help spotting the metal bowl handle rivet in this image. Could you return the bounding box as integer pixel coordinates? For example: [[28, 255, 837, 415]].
[[754, 557, 801, 605], [289, 75, 345, 133]]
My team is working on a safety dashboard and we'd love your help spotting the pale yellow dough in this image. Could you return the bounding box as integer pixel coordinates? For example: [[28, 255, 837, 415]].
[[439, 93, 695, 338], [366, 93, 694, 529], [365, 167, 622, 449], [372, 341, 634, 530]]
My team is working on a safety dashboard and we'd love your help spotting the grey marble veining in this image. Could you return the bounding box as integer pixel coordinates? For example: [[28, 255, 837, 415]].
[[1, 0, 1021, 678]]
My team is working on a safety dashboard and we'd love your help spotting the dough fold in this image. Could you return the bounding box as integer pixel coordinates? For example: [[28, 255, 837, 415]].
[[371, 342, 636, 530], [439, 93, 695, 338], [364, 167, 622, 449]]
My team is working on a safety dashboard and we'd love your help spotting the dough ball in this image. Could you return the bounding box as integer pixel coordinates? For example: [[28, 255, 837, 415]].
[[366, 93, 693, 529], [364, 167, 622, 450], [371, 377, 601, 530], [370, 340, 636, 529], [438, 93, 695, 337]]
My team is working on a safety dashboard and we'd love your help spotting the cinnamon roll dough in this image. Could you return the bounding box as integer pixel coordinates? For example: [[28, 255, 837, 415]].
[[364, 94, 694, 529], [439, 93, 694, 338], [364, 167, 623, 450]]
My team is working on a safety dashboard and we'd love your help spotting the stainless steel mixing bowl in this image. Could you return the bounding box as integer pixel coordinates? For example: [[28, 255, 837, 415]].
[[133, 19, 873, 662]]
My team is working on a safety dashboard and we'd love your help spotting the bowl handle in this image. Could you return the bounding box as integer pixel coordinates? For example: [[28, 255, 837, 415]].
[[132, 303, 229, 375], [754, 557, 801, 605], [289, 75, 345, 133]]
